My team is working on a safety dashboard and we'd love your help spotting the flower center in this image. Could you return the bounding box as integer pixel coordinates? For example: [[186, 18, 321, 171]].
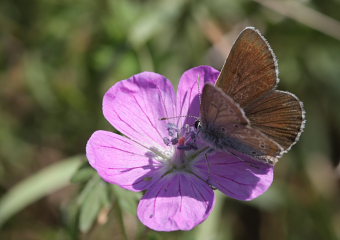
[[163, 123, 198, 150], [162, 123, 201, 170]]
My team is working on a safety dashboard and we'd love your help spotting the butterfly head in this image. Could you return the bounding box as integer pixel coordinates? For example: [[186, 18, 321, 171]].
[[194, 120, 201, 130]]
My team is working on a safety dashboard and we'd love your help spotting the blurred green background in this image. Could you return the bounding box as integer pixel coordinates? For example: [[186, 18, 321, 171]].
[[0, 0, 339, 239]]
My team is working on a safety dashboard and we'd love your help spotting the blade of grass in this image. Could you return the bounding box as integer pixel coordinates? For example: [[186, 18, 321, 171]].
[[0, 155, 83, 227]]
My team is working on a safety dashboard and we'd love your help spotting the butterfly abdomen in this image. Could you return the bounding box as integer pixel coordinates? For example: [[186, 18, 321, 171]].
[[200, 123, 265, 156]]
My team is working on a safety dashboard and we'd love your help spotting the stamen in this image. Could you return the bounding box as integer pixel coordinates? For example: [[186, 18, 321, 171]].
[[167, 123, 179, 138], [163, 137, 171, 146], [163, 122, 200, 151], [176, 124, 199, 151], [171, 137, 179, 145], [184, 124, 190, 134]]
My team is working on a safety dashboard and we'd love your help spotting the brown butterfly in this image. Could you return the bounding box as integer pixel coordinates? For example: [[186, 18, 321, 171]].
[[198, 27, 305, 165]]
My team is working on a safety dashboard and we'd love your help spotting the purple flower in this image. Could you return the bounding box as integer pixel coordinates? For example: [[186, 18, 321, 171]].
[[86, 66, 273, 231]]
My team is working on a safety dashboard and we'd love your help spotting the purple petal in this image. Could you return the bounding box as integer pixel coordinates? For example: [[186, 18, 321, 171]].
[[103, 72, 177, 149], [86, 130, 167, 192], [176, 66, 220, 127], [193, 152, 274, 201], [137, 172, 215, 231]]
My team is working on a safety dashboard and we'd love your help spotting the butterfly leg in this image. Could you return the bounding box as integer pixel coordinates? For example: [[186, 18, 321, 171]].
[[225, 149, 263, 169], [225, 148, 246, 162], [205, 148, 217, 190]]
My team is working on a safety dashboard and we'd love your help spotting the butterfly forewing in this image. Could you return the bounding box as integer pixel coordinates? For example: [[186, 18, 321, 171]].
[[215, 27, 277, 108], [244, 90, 305, 152], [200, 84, 282, 164], [200, 83, 248, 130]]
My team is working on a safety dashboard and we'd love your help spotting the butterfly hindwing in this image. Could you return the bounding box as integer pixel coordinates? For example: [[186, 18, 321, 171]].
[[244, 90, 305, 152], [227, 126, 283, 164]]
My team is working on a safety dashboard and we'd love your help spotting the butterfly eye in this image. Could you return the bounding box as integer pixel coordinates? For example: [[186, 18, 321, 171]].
[[233, 124, 239, 128], [220, 127, 225, 132], [194, 120, 201, 129]]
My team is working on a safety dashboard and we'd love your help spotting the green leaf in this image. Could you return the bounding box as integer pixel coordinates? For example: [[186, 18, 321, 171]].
[[111, 185, 140, 215], [71, 164, 95, 183], [78, 180, 108, 233], [77, 175, 100, 205], [0, 155, 83, 227]]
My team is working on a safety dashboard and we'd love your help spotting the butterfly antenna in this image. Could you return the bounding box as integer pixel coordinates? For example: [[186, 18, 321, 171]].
[[161, 74, 202, 122], [205, 149, 217, 190], [197, 74, 202, 105], [160, 115, 198, 121], [205, 152, 211, 183]]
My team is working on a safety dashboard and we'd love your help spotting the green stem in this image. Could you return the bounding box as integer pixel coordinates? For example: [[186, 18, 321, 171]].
[[115, 198, 129, 240]]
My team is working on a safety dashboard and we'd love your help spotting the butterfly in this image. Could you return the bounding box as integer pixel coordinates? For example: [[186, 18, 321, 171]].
[[197, 27, 305, 165]]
